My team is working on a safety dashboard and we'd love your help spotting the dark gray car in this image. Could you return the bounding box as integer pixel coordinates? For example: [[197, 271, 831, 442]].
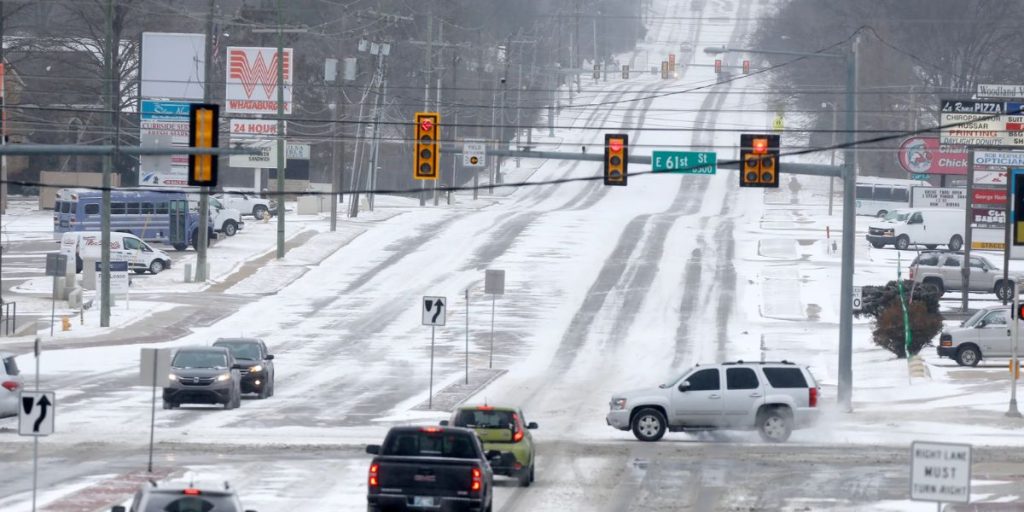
[[212, 338, 276, 399], [163, 347, 242, 410]]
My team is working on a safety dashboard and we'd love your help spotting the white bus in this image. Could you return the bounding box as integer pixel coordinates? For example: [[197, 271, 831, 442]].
[[854, 176, 930, 217]]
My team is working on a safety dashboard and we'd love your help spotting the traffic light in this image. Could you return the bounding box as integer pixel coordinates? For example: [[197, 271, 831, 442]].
[[1009, 300, 1024, 320], [593, 64, 601, 80], [714, 59, 722, 74], [742, 60, 750, 74], [414, 112, 440, 180], [739, 133, 780, 188], [188, 103, 219, 187], [604, 133, 628, 186]]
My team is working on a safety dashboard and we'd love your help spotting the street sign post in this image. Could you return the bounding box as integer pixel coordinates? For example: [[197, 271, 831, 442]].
[[422, 296, 446, 409], [484, 270, 506, 369], [910, 441, 971, 505], [651, 151, 717, 174], [140, 348, 171, 472], [463, 140, 486, 168]]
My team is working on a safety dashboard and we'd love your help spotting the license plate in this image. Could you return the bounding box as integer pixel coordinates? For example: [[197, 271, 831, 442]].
[[412, 496, 436, 507]]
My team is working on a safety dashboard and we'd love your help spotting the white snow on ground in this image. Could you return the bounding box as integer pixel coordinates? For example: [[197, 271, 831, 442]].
[[2, 0, 1023, 510]]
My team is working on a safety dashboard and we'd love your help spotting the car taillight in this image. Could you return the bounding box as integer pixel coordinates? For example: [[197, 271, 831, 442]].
[[511, 412, 524, 442], [1, 381, 19, 392], [183, 488, 201, 496], [809, 387, 818, 408], [513, 430, 524, 442], [470, 467, 482, 492], [368, 463, 379, 488]]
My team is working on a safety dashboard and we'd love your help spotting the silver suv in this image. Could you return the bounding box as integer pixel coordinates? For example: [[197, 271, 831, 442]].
[[938, 305, 1021, 366], [112, 479, 257, 512], [909, 250, 1021, 300], [606, 361, 820, 442]]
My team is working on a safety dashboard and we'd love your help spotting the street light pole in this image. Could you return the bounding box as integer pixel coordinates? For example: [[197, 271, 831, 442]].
[[275, 0, 286, 259], [822, 101, 838, 216], [704, 40, 858, 411]]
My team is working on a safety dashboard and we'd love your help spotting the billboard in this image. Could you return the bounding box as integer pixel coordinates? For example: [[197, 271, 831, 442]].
[[139, 100, 192, 187], [897, 136, 967, 175], [141, 33, 205, 100], [229, 119, 281, 168], [225, 47, 293, 114], [910, 186, 966, 209]]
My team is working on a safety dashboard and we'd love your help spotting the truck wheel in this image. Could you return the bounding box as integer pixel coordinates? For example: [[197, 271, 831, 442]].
[[956, 345, 980, 367], [631, 408, 667, 442], [869, 241, 885, 249], [996, 281, 1013, 301], [895, 235, 911, 251], [253, 205, 269, 220], [173, 242, 187, 252], [876, 210, 888, 218], [757, 407, 792, 442], [921, 278, 944, 297], [948, 235, 964, 251], [149, 259, 166, 275], [190, 229, 212, 250], [223, 220, 238, 237], [517, 466, 531, 487]]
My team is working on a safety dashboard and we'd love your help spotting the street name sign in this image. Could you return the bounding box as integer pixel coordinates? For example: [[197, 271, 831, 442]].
[[910, 441, 971, 504], [651, 151, 717, 174]]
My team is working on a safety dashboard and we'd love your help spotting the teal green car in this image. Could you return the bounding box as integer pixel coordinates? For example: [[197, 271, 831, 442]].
[[442, 405, 538, 486]]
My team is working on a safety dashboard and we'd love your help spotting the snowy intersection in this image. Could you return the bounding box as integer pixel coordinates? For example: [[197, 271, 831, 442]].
[[2, 0, 1024, 510]]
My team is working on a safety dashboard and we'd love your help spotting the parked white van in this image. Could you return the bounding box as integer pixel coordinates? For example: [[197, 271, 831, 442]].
[[59, 231, 173, 275], [865, 208, 965, 251]]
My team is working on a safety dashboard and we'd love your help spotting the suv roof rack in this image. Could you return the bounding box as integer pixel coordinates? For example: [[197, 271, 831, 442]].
[[722, 360, 794, 365]]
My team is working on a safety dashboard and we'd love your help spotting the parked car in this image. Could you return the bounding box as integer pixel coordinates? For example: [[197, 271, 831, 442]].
[[366, 426, 500, 512], [163, 347, 243, 410], [0, 352, 23, 419], [214, 189, 276, 220], [441, 405, 537, 486], [188, 195, 244, 237], [606, 361, 820, 442], [938, 305, 1023, 366], [866, 208, 964, 250], [212, 338, 275, 399], [59, 231, 173, 275], [909, 250, 1021, 300], [112, 478, 257, 512]]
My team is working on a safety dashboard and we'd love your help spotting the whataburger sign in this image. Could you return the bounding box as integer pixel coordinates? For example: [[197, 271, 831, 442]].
[[225, 47, 293, 114]]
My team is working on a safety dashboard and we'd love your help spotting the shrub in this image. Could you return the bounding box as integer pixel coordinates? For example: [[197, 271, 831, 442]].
[[856, 279, 944, 358]]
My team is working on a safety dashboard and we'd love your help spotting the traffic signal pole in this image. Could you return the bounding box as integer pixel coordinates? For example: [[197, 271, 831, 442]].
[[837, 37, 859, 412], [195, 0, 215, 282]]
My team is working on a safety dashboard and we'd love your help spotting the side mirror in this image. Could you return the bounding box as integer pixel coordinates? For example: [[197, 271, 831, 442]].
[[366, 444, 381, 455], [975, 321, 987, 328], [439, 420, 449, 426], [111, 507, 126, 512], [266, 354, 275, 360], [527, 422, 538, 430], [678, 381, 691, 392]]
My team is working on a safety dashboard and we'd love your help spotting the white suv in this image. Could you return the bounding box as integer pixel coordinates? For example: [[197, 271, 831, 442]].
[[215, 189, 276, 220], [606, 361, 820, 442]]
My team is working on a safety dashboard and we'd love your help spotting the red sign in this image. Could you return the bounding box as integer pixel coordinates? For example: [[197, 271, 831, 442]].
[[897, 136, 967, 175], [972, 207, 1006, 228], [973, 188, 1007, 205]]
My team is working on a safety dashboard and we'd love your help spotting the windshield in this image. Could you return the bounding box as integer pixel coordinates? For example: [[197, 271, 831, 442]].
[[213, 341, 261, 361], [453, 409, 515, 429], [660, 367, 693, 388], [883, 211, 909, 222], [383, 430, 477, 458], [962, 309, 988, 328], [142, 493, 239, 512], [172, 351, 228, 369]]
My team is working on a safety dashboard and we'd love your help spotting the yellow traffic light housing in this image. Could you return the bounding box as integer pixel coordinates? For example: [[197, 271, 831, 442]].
[[188, 103, 219, 187], [414, 112, 440, 180], [739, 133, 780, 188], [604, 134, 628, 186]]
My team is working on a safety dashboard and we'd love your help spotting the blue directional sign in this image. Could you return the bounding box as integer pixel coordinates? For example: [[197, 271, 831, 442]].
[[652, 151, 717, 174]]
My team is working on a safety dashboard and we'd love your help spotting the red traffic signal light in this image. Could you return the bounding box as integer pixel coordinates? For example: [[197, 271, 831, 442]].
[[414, 112, 440, 180], [1011, 302, 1024, 320], [714, 59, 722, 74], [740, 133, 780, 188], [604, 133, 628, 186], [742, 59, 750, 74]]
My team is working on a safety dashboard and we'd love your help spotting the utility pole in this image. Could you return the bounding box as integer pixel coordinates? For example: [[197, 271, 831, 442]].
[[275, 0, 285, 259], [100, 0, 114, 327], [432, 20, 443, 206], [195, 0, 214, 281], [574, 0, 581, 93], [420, 9, 432, 206]]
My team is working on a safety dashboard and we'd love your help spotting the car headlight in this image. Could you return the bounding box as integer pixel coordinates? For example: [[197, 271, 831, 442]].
[[610, 398, 627, 410], [248, 365, 263, 373], [168, 373, 178, 381], [216, 373, 231, 382]]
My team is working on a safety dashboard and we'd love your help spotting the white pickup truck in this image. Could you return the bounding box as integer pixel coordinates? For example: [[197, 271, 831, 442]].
[[188, 195, 244, 237], [214, 189, 276, 220]]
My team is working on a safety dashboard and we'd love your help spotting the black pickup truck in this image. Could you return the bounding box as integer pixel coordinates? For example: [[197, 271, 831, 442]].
[[366, 426, 498, 512]]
